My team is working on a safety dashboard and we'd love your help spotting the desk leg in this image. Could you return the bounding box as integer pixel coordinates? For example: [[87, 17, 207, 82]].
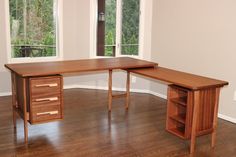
[[22, 78, 28, 143], [125, 71, 130, 109], [211, 88, 220, 148], [108, 70, 113, 112], [190, 90, 200, 154], [11, 72, 17, 130]]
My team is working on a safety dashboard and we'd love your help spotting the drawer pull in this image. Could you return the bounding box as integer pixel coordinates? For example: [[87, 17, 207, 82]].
[[35, 83, 58, 88], [35, 97, 58, 102], [36, 111, 59, 116]]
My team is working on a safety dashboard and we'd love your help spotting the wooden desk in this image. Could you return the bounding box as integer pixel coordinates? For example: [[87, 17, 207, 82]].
[[5, 58, 228, 153], [5, 57, 157, 143], [129, 67, 228, 153]]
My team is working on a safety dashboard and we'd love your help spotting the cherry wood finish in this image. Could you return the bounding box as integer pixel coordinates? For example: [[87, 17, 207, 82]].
[[211, 88, 220, 148], [129, 67, 228, 90], [22, 78, 28, 143], [108, 70, 113, 111], [129, 67, 228, 153], [6, 57, 152, 145], [126, 71, 130, 109], [190, 90, 200, 153], [108, 70, 131, 111], [11, 75, 63, 143], [12, 75, 63, 125], [5, 57, 157, 77], [29, 76, 63, 124], [166, 86, 221, 140], [5, 58, 228, 154]]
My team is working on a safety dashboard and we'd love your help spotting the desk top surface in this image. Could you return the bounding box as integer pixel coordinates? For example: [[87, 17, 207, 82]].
[[130, 67, 228, 90], [5, 57, 157, 77]]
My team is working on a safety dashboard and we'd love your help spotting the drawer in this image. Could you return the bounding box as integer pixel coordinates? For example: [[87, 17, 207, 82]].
[[30, 76, 62, 95], [30, 105, 62, 123], [31, 94, 61, 107]]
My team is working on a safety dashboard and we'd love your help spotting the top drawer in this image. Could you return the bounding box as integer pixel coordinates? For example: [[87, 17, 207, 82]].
[[30, 76, 62, 95]]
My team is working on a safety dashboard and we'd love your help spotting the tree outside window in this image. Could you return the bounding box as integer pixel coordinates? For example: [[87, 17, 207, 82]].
[[97, 0, 140, 57], [9, 0, 57, 58]]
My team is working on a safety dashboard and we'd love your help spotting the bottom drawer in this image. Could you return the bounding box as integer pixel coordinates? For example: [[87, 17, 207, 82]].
[[30, 105, 62, 124]]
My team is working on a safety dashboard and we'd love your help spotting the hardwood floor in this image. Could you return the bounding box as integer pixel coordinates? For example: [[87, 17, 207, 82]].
[[0, 88, 236, 157]]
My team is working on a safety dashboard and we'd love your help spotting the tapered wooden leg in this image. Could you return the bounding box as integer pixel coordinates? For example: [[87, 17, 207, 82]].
[[211, 88, 220, 148], [108, 70, 113, 112], [22, 78, 28, 143], [13, 110, 16, 129], [190, 91, 200, 154], [24, 117, 28, 143], [11, 72, 17, 129], [125, 71, 130, 109]]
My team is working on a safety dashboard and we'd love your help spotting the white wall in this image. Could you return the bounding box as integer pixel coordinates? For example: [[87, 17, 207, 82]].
[[151, 0, 236, 120], [0, 0, 11, 94], [63, 0, 90, 60]]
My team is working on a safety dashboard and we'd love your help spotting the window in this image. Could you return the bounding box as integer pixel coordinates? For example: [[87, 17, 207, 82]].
[[8, 0, 61, 60], [96, 0, 141, 57]]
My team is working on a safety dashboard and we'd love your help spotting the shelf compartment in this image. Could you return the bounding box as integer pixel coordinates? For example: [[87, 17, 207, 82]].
[[166, 85, 189, 139], [170, 113, 186, 124], [166, 118, 186, 139], [170, 96, 187, 106], [167, 127, 186, 139], [169, 85, 188, 98]]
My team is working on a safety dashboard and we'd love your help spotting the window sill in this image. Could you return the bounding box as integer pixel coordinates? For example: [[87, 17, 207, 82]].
[[8, 56, 63, 64], [90, 54, 142, 59]]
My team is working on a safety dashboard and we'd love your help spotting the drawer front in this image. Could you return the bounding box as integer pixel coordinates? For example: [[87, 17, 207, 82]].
[[31, 94, 61, 107], [30, 77, 61, 95], [31, 105, 62, 123]]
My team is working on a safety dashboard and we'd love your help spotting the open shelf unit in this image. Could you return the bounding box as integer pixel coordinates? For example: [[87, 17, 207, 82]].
[[166, 84, 218, 140], [166, 85, 192, 139]]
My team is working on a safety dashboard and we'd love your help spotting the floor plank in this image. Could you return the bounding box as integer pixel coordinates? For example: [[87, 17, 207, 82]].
[[0, 88, 235, 157]]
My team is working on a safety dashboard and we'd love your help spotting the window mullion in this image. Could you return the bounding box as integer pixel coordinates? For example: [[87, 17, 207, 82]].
[[23, 0, 27, 43], [115, 0, 122, 57]]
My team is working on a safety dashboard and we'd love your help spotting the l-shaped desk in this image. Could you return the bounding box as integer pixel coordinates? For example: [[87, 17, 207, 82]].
[[5, 57, 228, 153]]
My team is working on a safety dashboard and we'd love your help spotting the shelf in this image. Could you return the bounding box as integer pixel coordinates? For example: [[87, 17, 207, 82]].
[[170, 114, 186, 124], [167, 127, 186, 139], [170, 96, 187, 106]]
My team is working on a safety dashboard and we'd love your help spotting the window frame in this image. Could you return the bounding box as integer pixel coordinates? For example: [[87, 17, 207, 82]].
[[90, 0, 145, 59], [5, 0, 63, 63]]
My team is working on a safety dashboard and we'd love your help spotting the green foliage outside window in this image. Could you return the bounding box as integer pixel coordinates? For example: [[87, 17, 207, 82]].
[[9, 0, 56, 58], [121, 0, 140, 55], [105, 0, 116, 56], [104, 0, 140, 56]]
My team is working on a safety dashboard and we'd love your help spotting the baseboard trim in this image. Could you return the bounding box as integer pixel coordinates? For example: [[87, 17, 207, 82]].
[[1, 85, 235, 124], [0, 92, 11, 97], [148, 90, 167, 99], [64, 84, 168, 99], [218, 114, 236, 124]]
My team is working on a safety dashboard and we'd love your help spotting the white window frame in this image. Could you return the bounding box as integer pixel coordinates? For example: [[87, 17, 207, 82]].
[[89, 0, 145, 59], [5, 0, 63, 63]]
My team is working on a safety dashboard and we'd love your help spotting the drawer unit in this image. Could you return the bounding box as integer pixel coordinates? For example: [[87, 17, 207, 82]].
[[29, 75, 63, 124]]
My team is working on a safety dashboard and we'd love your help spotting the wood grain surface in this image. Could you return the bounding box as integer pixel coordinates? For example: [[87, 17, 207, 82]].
[[129, 67, 228, 90], [5, 57, 157, 77]]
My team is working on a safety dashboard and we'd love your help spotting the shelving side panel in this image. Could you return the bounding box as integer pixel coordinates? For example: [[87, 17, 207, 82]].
[[196, 88, 216, 134]]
